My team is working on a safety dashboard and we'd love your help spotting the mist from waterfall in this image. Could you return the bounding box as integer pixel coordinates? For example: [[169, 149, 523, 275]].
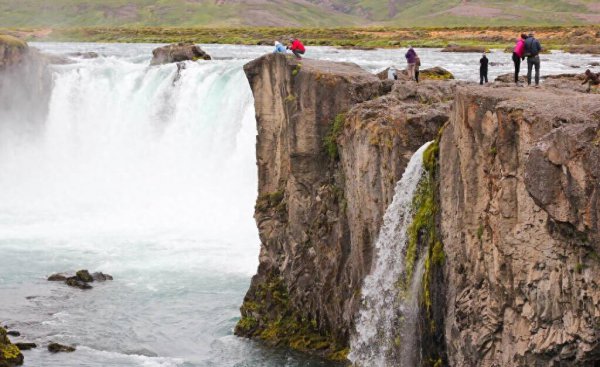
[[349, 142, 432, 367]]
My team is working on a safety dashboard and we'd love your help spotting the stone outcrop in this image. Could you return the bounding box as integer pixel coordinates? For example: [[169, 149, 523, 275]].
[[439, 86, 600, 366], [0, 327, 23, 367], [48, 270, 113, 289], [0, 35, 52, 126], [377, 66, 454, 81], [441, 45, 487, 53], [236, 53, 455, 360], [150, 42, 211, 65], [239, 53, 600, 366], [0, 35, 28, 69]]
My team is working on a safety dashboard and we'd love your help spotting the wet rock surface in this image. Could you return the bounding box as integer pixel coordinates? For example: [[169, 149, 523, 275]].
[[48, 269, 113, 289], [150, 42, 211, 65], [236, 54, 455, 361], [0, 327, 23, 367], [13, 343, 35, 351], [47, 343, 76, 353]]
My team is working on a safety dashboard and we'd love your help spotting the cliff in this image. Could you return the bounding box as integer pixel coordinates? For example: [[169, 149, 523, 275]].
[[440, 86, 600, 366], [0, 35, 52, 126], [235, 53, 456, 360], [239, 54, 600, 365]]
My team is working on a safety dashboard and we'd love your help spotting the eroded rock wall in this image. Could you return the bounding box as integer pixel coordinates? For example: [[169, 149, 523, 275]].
[[236, 54, 452, 360], [440, 86, 600, 366]]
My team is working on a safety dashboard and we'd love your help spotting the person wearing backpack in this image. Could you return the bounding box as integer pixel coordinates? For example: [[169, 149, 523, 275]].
[[524, 33, 542, 86]]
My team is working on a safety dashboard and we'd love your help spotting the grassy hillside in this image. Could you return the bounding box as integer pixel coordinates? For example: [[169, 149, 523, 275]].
[[1, 0, 600, 27]]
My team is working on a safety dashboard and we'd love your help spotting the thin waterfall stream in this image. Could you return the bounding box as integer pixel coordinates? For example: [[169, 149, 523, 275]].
[[349, 141, 432, 367]]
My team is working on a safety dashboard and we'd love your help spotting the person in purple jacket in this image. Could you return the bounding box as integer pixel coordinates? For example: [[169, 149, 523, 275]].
[[405, 46, 418, 81]]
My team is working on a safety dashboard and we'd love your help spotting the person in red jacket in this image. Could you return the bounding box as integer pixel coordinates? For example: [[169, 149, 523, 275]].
[[512, 33, 527, 85], [288, 37, 306, 59]]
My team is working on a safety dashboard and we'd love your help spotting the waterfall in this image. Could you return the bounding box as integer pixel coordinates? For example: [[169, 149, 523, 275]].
[[0, 56, 258, 253], [349, 141, 432, 367]]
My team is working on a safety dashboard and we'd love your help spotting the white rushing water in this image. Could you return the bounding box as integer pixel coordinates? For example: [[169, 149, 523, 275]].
[[348, 142, 431, 367], [0, 42, 598, 367]]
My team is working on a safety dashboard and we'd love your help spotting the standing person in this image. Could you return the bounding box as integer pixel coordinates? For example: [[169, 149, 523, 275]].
[[512, 33, 527, 85], [273, 41, 286, 54], [288, 37, 305, 60], [480, 53, 489, 85], [524, 33, 542, 86], [582, 69, 600, 92], [415, 55, 421, 83], [405, 46, 417, 81]]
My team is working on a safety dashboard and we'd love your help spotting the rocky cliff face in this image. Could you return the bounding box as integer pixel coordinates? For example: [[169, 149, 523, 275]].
[[238, 53, 600, 366], [440, 86, 600, 366], [235, 53, 453, 360], [0, 35, 52, 127]]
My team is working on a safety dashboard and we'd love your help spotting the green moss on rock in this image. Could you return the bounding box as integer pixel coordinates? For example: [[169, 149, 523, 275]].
[[0, 327, 24, 366], [323, 113, 346, 160], [235, 273, 348, 361]]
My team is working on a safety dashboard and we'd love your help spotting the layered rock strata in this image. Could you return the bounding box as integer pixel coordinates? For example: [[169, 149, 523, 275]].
[[440, 86, 600, 366], [239, 53, 600, 366], [235, 53, 454, 360]]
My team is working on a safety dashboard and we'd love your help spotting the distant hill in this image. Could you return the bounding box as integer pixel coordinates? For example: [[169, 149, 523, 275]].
[[1, 0, 600, 27]]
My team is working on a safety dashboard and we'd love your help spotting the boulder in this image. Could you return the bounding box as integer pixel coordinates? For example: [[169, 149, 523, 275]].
[[65, 277, 92, 290], [47, 343, 75, 353], [565, 45, 600, 55], [0, 327, 23, 366], [13, 343, 36, 351], [419, 66, 454, 80], [376, 66, 454, 81], [4, 332, 18, 338], [47, 273, 67, 282], [67, 51, 98, 59], [441, 45, 487, 53], [92, 272, 113, 281], [150, 42, 211, 65], [495, 73, 526, 83], [75, 270, 93, 283]]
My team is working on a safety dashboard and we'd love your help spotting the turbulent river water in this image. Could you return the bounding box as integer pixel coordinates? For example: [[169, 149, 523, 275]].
[[0, 42, 597, 367]]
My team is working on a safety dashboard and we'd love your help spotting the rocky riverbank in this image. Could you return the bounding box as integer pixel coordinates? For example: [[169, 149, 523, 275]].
[[237, 53, 600, 366]]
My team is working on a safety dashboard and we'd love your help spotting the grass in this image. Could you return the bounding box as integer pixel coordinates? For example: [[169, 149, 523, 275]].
[[3, 25, 598, 53], [1, 0, 600, 28]]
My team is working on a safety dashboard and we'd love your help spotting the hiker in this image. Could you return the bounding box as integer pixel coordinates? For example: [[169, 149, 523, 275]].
[[273, 41, 286, 54], [524, 33, 542, 86], [415, 56, 421, 83], [405, 46, 418, 81], [512, 33, 527, 85], [288, 37, 305, 59], [582, 69, 600, 92], [480, 53, 489, 85]]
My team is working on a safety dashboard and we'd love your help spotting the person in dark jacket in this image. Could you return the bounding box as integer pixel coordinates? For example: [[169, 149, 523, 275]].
[[288, 37, 305, 59], [582, 69, 600, 92], [480, 53, 489, 85], [405, 46, 418, 81], [512, 33, 527, 85], [524, 33, 542, 86]]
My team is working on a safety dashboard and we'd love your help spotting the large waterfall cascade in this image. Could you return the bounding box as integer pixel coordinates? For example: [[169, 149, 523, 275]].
[[349, 141, 432, 367]]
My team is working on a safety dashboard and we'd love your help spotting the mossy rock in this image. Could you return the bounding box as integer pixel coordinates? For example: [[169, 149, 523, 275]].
[[0, 327, 24, 366], [0, 35, 27, 49], [420, 67, 454, 81], [235, 272, 348, 361]]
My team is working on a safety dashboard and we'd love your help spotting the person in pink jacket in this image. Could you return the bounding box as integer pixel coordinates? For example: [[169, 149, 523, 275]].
[[512, 33, 527, 85]]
